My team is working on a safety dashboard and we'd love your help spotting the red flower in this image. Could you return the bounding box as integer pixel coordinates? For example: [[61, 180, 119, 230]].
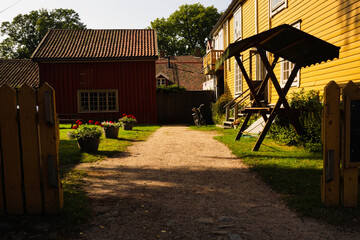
[[132, 115, 135, 119], [123, 113, 126, 116], [89, 120, 94, 124], [78, 121, 83, 125], [76, 120, 81, 124], [72, 125, 78, 129], [95, 121, 101, 125], [109, 121, 113, 123]]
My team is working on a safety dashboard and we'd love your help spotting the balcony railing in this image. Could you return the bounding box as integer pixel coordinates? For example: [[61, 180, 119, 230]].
[[203, 50, 223, 75]]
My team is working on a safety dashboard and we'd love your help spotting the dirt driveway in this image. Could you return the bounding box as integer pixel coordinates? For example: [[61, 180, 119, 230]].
[[75, 126, 358, 240]]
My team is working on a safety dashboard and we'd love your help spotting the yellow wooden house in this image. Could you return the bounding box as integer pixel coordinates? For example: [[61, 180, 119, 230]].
[[203, 0, 359, 104]]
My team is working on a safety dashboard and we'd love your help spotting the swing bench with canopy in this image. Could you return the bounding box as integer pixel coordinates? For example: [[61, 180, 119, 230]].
[[216, 24, 340, 151]]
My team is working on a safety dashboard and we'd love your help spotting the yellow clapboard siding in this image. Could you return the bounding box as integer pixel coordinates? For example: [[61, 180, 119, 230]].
[[18, 84, 43, 214], [0, 84, 24, 215]]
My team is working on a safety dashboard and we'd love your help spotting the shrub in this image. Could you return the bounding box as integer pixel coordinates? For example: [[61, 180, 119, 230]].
[[269, 89, 323, 152], [211, 94, 233, 124], [156, 84, 186, 94]]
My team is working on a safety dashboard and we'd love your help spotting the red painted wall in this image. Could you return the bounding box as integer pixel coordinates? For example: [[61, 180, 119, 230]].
[[39, 61, 157, 124]]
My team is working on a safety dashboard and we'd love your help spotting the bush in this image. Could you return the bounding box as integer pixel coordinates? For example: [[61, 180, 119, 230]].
[[269, 89, 323, 152], [156, 84, 186, 94], [211, 94, 233, 124]]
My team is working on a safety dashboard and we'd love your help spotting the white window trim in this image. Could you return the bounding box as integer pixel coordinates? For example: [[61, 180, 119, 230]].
[[234, 56, 242, 97], [156, 77, 166, 87], [280, 21, 301, 88], [77, 89, 118, 113], [234, 6, 242, 41], [269, 0, 287, 18]]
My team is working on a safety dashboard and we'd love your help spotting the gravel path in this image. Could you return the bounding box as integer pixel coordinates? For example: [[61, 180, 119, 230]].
[[75, 126, 358, 240]]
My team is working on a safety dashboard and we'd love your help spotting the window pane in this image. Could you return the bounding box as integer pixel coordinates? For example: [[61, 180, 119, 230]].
[[90, 92, 98, 111], [99, 92, 107, 111], [80, 92, 89, 111], [108, 92, 116, 111]]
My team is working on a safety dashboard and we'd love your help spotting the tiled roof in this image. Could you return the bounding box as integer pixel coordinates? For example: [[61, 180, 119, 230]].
[[32, 29, 158, 61], [156, 56, 205, 90], [0, 59, 39, 88]]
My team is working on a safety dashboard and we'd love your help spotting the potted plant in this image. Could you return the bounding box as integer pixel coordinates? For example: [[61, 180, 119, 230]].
[[68, 120, 102, 152], [101, 121, 121, 139], [119, 114, 137, 130]]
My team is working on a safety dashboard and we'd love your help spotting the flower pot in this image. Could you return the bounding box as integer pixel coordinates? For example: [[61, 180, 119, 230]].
[[104, 126, 119, 139], [77, 137, 100, 152], [122, 122, 134, 130]]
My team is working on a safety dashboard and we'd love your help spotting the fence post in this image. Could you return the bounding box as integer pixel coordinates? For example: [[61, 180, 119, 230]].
[[0, 84, 24, 215], [37, 83, 63, 214], [18, 84, 43, 214], [342, 81, 359, 207], [321, 81, 340, 206]]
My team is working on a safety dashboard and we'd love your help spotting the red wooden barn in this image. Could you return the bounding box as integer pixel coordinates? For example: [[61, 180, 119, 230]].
[[31, 29, 158, 123]]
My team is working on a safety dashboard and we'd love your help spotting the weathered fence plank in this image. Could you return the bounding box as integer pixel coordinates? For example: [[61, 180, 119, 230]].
[[37, 83, 63, 214], [321, 81, 340, 206], [0, 84, 24, 215], [342, 81, 359, 207], [18, 84, 43, 214], [156, 91, 214, 124]]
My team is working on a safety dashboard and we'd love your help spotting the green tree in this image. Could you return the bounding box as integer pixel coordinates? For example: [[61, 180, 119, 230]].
[[150, 3, 220, 56], [0, 8, 86, 59]]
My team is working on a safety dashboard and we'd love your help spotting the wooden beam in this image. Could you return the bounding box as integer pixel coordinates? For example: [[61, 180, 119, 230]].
[[235, 113, 252, 140]]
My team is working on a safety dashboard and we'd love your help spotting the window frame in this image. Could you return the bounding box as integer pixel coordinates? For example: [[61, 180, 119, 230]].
[[77, 89, 118, 113], [270, 0, 287, 17], [234, 6, 242, 41], [234, 55, 243, 97], [280, 21, 301, 88], [156, 77, 166, 87]]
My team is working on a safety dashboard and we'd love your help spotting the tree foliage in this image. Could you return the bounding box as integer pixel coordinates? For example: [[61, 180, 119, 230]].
[[0, 8, 86, 59], [150, 3, 220, 56]]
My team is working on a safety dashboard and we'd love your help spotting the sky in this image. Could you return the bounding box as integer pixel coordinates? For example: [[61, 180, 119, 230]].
[[0, 0, 232, 30]]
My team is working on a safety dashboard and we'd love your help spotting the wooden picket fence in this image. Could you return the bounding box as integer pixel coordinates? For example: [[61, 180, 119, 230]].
[[0, 83, 63, 215], [322, 80, 359, 207]]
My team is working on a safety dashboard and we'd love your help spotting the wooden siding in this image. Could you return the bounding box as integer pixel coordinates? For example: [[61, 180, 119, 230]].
[[39, 61, 157, 124], [211, 0, 360, 105], [268, 0, 360, 103]]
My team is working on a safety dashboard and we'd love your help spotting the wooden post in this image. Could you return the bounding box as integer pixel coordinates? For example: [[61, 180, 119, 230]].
[[321, 81, 340, 206], [234, 103, 238, 121], [18, 84, 43, 214], [225, 105, 230, 121], [37, 83, 63, 214], [0, 84, 24, 215], [342, 81, 359, 207]]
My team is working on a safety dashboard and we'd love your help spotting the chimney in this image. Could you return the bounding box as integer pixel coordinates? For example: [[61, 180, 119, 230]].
[[159, 50, 165, 58], [195, 48, 201, 58]]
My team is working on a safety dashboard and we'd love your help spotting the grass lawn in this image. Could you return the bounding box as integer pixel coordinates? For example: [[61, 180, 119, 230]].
[[59, 124, 160, 233], [190, 125, 360, 228]]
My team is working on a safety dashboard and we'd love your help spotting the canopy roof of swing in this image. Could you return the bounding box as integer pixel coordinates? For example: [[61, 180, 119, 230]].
[[215, 24, 340, 71]]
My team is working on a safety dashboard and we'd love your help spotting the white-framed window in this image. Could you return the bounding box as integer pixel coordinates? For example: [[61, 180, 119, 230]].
[[234, 56, 242, 96], [234, 6, 242, 41], [281, 21, 300, 88], [270, 0, 287, 17], [214, 29, 224, 50], [157, 77, 166, 87], [78, 90, 118, 113]]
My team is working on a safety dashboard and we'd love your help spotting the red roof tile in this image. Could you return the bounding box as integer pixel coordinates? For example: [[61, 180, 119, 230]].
[[156, 56, 205, 90], [0, 59, 39, 88], [32, 29, 158, 61]]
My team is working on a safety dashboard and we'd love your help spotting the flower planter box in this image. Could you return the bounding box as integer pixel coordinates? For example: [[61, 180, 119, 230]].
[[104, 126, 119, 139], [77, 137, 100, 152], [122, 122, 134, 130]]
